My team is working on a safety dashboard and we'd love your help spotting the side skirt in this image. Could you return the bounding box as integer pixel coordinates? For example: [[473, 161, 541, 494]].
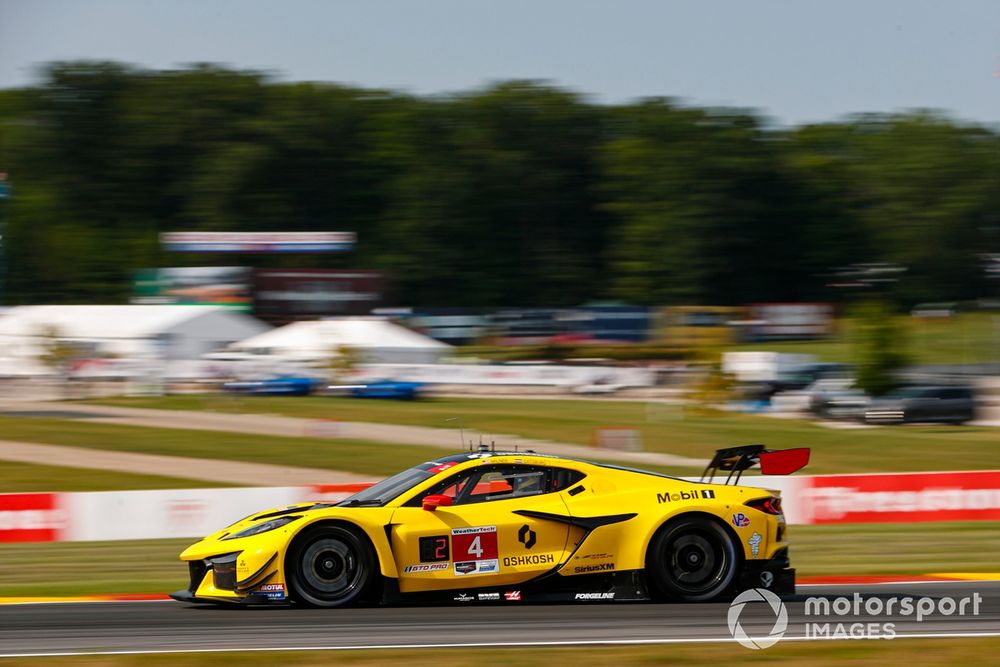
[[382, 570, 651, 605]]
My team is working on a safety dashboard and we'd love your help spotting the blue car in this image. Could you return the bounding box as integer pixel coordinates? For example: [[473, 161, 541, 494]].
[[348, 379, 423, 400], [223, 376, 322, 396]]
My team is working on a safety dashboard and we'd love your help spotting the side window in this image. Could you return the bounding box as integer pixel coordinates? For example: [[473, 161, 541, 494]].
[[464, 469, 546, 503], [409, 465, 589, 506], [552, 468, 586, 492], [407, 465, 588, 507]]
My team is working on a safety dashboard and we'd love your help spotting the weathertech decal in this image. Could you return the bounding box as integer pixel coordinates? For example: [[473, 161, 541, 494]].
[[452, 525, 497, 535], [657, 489, 715, 503], [502, 553, 555, 567]]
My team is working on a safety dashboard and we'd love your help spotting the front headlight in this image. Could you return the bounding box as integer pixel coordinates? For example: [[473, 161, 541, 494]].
[[222, 515, 299, 540]]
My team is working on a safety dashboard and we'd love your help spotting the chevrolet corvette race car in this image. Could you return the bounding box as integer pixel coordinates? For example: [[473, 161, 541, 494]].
[[170, 444, 808, 607]]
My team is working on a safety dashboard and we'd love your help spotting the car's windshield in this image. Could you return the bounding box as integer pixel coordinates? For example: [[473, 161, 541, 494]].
[[335, 461, 447, 507]]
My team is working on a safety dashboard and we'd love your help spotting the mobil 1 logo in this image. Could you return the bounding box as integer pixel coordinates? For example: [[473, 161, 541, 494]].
[[657, 489, 715, 504]]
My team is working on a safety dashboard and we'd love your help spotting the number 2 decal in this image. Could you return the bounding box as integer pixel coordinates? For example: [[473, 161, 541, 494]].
[[418, 535, 450, 562]]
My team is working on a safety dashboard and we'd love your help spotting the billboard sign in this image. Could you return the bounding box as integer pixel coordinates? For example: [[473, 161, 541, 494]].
[[133, 267, 252, 310], [161, 232, 355, 253], [253, 269, 384, 321]]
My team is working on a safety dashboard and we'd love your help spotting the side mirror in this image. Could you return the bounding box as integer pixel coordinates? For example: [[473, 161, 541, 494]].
[[422, 494, 453, 512]]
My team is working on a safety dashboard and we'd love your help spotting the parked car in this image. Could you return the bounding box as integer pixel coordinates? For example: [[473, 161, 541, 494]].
[[325, 379, 424, 400], [222, 376, 322, 396], [864, 385, 976, 425], [807, 378, 870, 420]]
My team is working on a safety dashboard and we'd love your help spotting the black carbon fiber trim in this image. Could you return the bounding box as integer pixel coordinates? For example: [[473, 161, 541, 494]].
[[235, 553, 278, 589], [512, 510, 637, 529]]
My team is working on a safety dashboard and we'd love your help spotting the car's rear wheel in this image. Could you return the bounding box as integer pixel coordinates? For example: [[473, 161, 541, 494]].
[[646, 516, 739, 602], [286, 523, 376, 608]]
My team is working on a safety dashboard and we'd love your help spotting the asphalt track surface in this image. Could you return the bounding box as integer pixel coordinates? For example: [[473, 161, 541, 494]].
[[2, 582, 998, 656]]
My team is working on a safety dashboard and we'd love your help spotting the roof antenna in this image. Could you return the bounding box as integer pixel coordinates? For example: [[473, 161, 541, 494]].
[[446, 418, 465, 452]]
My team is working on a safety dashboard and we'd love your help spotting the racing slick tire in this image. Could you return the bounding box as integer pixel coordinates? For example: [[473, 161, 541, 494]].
[[645, 515, 740, 602], [286, 523, 377, 608]]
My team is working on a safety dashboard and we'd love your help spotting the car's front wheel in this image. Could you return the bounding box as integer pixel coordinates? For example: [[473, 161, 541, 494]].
[[286, 523, 376, 608], [646, 516, 739, 602]]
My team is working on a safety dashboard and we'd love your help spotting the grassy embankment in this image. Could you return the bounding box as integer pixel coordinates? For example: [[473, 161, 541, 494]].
[[88, 395, 1000, 474]]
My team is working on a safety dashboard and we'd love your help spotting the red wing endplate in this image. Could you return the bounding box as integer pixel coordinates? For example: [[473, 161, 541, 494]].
[[759, 448, 810, 475], [701, 445, 811, 484]]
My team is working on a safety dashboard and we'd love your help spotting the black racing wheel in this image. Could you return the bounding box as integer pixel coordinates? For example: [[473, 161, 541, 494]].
[[646, 516, 739, 602], [286, 523, 376, 608]]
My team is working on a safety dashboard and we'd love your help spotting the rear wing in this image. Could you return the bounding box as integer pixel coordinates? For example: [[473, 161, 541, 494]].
[[700, 445, 810, 485]]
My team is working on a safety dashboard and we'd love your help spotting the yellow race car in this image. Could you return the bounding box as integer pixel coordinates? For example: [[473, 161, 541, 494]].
[[170, 444, 808, 607]]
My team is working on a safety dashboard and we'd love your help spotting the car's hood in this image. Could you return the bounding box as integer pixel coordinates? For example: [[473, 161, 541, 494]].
[[179, 502, 393, 560]]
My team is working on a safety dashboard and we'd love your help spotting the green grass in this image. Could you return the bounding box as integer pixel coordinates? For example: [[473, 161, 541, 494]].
[[0, 538, 193, 597], [0, 416, 462, 478], [790, 522, 1000, 576], [0, 415, 690, 481], [6, 640, 1000, 666], [727, 312, 1000, 365], [2, 522, 995, 598], [87, 395, 1000, 474], [1, 460, 231, 492]]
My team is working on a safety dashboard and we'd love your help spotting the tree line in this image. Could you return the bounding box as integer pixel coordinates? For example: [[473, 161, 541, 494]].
[[1, 61, 998, 309]]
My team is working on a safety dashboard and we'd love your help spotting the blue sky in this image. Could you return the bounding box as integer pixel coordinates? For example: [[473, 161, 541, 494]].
[[1, 0, 998, 126]]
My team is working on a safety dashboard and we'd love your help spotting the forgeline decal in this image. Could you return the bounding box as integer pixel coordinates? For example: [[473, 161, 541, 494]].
[[502, 553, 555, 567], [572, 562, 614, 574], [748, 531, 762, 557], [256, 583, 286, 600], [731, 512, 751, 528], [575, 592, 614, 600], [454, 558, 500, 575], [656, 489, 715, 503], [403, 563, 450, 573]]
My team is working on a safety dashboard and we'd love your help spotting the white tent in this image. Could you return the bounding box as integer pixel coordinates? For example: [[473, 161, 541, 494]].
[[0, 305, 272, 374], [231, 316, 451, 364]]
